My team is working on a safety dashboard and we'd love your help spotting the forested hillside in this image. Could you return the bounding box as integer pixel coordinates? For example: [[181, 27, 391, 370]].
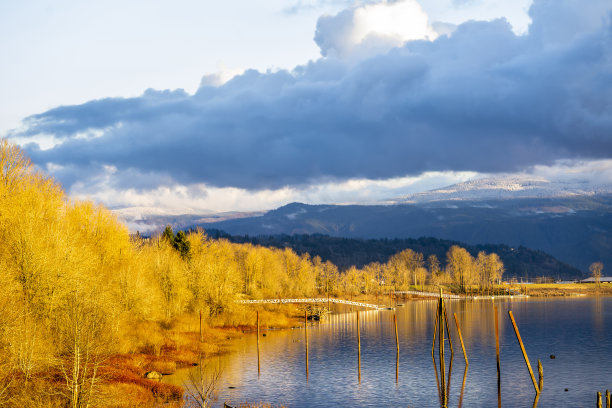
[[198, 200, 612, 271], [206, 231, 584, 280]]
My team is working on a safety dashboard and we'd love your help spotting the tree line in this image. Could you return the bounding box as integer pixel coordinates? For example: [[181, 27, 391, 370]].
[[208, 231, 583, 280]]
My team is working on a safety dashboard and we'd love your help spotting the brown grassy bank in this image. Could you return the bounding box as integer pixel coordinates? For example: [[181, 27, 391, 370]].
[[342, 283, 612, 300], [100, 304, 303, 407], [513, 283, 612, 297]]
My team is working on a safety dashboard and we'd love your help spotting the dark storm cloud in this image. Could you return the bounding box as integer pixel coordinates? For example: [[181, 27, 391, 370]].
[[13, 0, 612, 191]]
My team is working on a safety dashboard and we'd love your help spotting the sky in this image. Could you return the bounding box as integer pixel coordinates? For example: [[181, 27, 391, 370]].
[[3, 0, 612, 216]]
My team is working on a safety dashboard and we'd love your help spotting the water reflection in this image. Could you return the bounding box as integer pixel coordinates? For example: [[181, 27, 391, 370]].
[[164, 297, 612, 407], [432, 354, 442, 407], [532, 389, 540, 408], [594, 295, 604, 336], [458, 365, 468, 408]]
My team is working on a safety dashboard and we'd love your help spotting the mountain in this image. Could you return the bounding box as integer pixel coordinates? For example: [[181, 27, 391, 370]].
[[194, 176, 612, 271], [395, 175, 612, 203]]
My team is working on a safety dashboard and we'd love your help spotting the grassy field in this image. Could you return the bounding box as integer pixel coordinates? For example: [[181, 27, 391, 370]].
[[343, 283, 612, 301], [514, 282, 612, 297]]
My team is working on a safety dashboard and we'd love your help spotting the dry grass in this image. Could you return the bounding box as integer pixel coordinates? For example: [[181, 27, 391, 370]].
[[323, 284, 612, 299], [0, 377, 67, 408], [144, 357, 176, 375], [100, 306, 301, 407], [514, 282, 612, 297], [99, 304, 339, 407], [99, 383, 157, 408], [208, 305, 303, 330], [101, 364, 184, 401], [116, 319, 167, 355], [101, 355, 184, 403]]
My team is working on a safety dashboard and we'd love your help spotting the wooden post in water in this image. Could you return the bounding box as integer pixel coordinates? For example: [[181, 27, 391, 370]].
[[446, 354, 454, 399], [458, 365, 468, 408], [494, 306, 501, 408], [598, 392, 603, 408], [443, 300, 454, 357], [257, 311, 260, 376], [537, 360, 543, 392], [432, 354, 443, 407], [439, 289, 446, 407], [357, 310, 361, 383], [394, 313, 399, 354], [532, 390, 541, 408], [606, 389, 611, 408], [305, 311, 309, 378], [453, 312, 468, 365], [396, 350, 399, 384], [432, 310, 439, 358], [394, 312, 399, 383], [508, 311, 539, 394]]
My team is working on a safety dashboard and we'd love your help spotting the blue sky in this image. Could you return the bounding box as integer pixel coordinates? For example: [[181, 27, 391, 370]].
[[2, 0, 612, 216]]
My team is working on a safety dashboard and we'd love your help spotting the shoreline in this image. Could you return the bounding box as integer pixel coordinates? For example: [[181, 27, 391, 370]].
[[102, 304, 305, 407], [102, 285, 611, 406]]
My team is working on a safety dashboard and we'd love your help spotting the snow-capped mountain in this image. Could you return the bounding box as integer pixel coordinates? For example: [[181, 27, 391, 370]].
[[396, 175, 612, 204]]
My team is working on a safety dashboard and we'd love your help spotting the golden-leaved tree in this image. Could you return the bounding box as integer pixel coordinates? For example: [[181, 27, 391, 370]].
[[446, 245, 475, 291], [0, 140, 135, 406]]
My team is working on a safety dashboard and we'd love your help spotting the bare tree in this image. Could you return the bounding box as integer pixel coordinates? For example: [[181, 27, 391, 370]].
[[54, 292, 111, 408], [183, 354, 222, 408], [589, 262, 604, 287]]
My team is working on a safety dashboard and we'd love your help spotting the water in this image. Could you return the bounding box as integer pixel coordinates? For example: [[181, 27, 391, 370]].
[[164, 297, 612, 407]]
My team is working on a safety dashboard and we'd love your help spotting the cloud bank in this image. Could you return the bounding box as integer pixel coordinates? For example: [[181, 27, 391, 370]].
[[12, 0, 612, 196]]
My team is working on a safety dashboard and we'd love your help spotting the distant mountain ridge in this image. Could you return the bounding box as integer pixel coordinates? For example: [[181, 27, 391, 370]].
[[396, 175, 612, 203], [195, 195, 612, 272]]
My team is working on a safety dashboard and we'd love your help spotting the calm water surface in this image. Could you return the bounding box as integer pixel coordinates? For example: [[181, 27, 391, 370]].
[[165, 297, 612, 407]]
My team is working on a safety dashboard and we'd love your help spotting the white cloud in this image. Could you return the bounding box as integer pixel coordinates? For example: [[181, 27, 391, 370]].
[[422, 0, 533, 35], [529, 159, 612, 186], [199, 64, 245, 87], [70, 170, 478, 217], [315, 0, 437, 59]]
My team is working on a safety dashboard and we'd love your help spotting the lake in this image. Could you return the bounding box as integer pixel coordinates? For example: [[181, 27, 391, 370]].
[[164, 297, 612, 407]]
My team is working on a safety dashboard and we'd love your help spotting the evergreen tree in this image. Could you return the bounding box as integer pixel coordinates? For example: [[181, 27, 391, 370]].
[[173, 230, 191, 260]]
